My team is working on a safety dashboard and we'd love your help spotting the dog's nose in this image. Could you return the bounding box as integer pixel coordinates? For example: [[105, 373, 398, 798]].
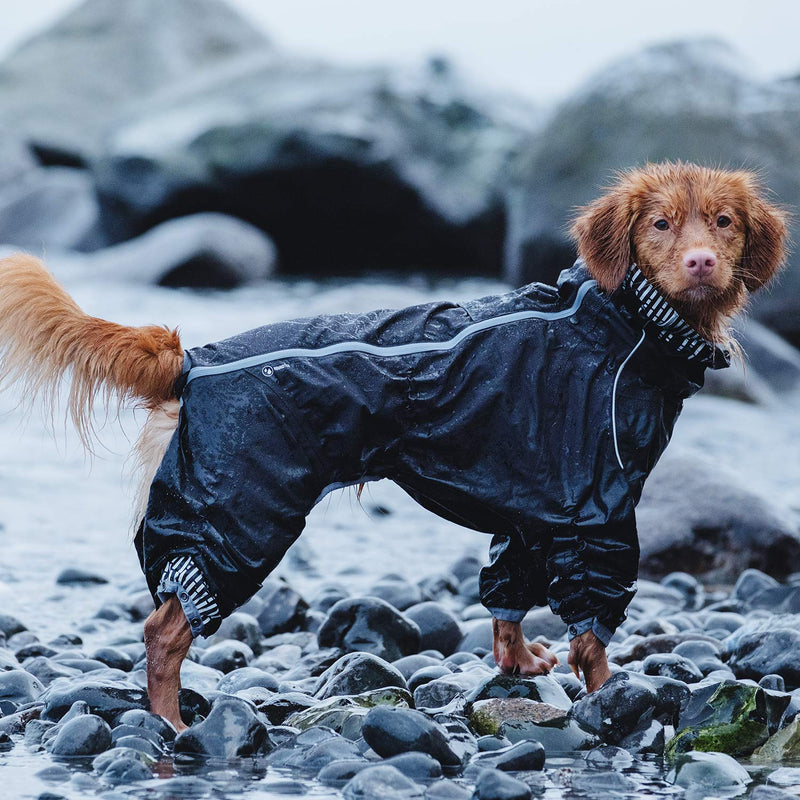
[[684, 249, 716, 277]]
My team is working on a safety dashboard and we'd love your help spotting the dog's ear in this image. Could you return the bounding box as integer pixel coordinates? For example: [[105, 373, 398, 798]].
[[741, 193, 789, 292], [570, 186, 635, 294]]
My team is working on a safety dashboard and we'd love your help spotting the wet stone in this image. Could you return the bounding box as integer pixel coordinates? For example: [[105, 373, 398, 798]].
[[393, 654, 443, 680], [467, 674, 572, 710], [260, 691, 318, 725], [113, 734, 163, 758], [584, 745, 634, 769], [342, 764, 424, 799], [283, 735, 363, 770], [672, 640, 726, 674], [661, 572, 705, 610], [667, 751, 751, 792], [310, 584, 350, 614], [760, 674, 786, 692], [734, 568, 780, 601], [726, 628, 800, 687], [216, 666, 278, 694], [361, 706, 463, 767], [314, 652, 407, 699], [384, 751, 443, 780], [318, 597, 421, 662], [40, 677, 147, 722], [173, 695, 267, 758], [26, 719, 56, 748], [425, 780, 473, 800], [35, 764, 72, 783], [116, 709, 175, 741], [317, 758, 371, 785], [0, 614, 27, 637], [408, 665, 453, 694], [477, 734, 512, 752], [473, 768, 532, 800], [210, 612, 263, 654], [287, 687, 412, 739], [256, 580, 309, 636], [111, 723, 164, 749], [766, 767, 800, 788], [50, 713, 112, 756], [469, 697, 589, 752], [752, 787, 799, 800], [403, 603, 462, 656], [56, 568, 108, 585], [93, 747, 154, 785], [367, 575, 423, 611], [414, 672, 483, 712], [0, 731, 13, 751], [199, 640, 254, 673], [617, 719, 665, 755], [0, 668, 44, 710], [16, 643, 58, 660], [571, 672, 658, 744], [90, 647, 134, 672], [471, 740, 545, 771], [643, 652, 703, 683]]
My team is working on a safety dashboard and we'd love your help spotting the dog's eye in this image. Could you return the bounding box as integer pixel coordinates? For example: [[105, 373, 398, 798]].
[[654, 219, 669, 231], [717, 215, 732, 228]]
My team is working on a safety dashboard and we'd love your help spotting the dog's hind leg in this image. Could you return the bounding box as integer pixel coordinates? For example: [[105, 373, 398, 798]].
[[143, 595, 193, 732]]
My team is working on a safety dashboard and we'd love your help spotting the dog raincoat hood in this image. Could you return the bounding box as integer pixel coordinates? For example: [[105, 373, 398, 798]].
[[136, 262, 727, 638]]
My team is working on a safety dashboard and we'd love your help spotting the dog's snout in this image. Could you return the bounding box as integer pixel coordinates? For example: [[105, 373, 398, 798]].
[[683, 249, 716, 277]]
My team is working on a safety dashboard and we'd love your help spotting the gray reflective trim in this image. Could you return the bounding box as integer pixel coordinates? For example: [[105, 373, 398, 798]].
[[184, 279, 597, 386], [611, 329, 647, 471]]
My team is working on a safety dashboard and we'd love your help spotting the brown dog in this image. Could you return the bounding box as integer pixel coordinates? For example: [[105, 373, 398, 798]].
[[495, 162, 787, 691], [0, 162, 786, 731]]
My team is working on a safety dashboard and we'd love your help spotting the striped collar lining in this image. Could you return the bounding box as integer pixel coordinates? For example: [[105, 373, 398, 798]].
[[621, 264, 730, 368]]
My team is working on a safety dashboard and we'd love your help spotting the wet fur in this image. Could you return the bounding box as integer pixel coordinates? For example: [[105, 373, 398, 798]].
[[570, 162, 787, 344]]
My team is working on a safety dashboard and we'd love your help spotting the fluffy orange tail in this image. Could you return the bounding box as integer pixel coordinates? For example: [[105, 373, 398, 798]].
[[0, 253, 184, 447]]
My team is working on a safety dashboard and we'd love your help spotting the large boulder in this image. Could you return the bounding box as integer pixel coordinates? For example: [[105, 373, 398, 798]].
[[92, 56, 534, 273], [504, 39, 800, 346], [0, 168, 101, 251], [636, 451, 800, 581], [0, 0, 269, 161]]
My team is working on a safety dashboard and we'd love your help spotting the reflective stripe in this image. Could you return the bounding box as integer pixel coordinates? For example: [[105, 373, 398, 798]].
[[611, 329, 647, 471], [184, 279, 598, 386]]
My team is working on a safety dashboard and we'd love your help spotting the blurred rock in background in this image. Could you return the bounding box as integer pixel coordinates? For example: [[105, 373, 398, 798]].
[[505, 39, 800, 346]]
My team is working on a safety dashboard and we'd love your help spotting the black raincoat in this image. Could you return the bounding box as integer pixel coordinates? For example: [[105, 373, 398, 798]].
[[136, 262, 727, 639]]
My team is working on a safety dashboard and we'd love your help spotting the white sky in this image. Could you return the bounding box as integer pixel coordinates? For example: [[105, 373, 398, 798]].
[[0, 0, 798, 102]]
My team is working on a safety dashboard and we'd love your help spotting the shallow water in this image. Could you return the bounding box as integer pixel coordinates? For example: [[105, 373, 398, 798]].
[[0, 272, 798, 798]]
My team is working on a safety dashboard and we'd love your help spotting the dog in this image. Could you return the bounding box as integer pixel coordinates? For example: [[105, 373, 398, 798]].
[[0, 162, 786, 732]]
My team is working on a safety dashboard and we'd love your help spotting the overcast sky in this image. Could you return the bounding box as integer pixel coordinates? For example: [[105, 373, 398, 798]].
[[1, 0, 798, 102]]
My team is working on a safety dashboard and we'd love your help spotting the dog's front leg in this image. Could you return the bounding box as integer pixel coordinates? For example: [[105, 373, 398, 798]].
[[567, 630, 611, 692], [143, 595, 193, 732], [492, 618, 559, 676]]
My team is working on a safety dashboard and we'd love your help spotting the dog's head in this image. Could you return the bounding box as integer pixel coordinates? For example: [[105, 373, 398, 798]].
[[570, 162, 788, 337]]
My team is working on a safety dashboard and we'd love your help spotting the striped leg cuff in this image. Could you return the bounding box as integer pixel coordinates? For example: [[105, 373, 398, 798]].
[[157, 555, 221, 638]]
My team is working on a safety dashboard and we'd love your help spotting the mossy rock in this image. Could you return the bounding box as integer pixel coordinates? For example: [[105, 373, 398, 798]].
[[755, 717, 800, 760], [666, 682, 789, 759], [470, 697, 598, 752]]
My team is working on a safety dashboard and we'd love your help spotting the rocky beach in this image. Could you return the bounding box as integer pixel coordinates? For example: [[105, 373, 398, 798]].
[[0, 1, 799, 799]]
